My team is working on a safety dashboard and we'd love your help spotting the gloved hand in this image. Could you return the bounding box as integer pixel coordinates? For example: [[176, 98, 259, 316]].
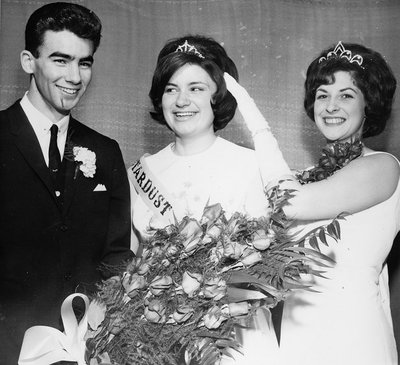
[[224, 72, 292, 183], [224, 72, 271, 135]]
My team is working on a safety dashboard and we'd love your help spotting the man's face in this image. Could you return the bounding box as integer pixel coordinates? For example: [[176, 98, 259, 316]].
[[24, 30, 94, 121]]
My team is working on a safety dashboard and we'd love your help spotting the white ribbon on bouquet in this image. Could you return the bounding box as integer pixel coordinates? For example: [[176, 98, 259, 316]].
[[18, 293, 89, 365]]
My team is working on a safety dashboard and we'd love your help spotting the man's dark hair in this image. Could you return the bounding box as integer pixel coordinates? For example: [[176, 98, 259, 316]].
[[25, 2, 102, 57]]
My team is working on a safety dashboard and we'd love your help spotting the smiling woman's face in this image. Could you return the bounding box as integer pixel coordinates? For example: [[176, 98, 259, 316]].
[[314, 71, 366, 142], [161, 63, 217, 139]]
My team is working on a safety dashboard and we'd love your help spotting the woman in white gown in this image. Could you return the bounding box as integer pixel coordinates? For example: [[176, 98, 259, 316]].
[[128, 35, 290, 364], [224, 41, 399, 364]]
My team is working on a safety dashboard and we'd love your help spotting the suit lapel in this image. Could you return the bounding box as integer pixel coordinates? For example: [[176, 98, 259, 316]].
[[62, 119, 79, 215], [9, 102, 57, 202]]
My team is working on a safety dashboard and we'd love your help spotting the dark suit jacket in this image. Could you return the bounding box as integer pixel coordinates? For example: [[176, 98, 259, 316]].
[[0, 101, 133, 364], [388, 232, 400, 357]]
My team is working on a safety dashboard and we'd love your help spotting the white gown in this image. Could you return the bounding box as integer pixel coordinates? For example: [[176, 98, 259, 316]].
[[129, 136, 280, 364], [280, 152, 400, 365], [130, 137, 269, 241], [220, 308, 280, 365]]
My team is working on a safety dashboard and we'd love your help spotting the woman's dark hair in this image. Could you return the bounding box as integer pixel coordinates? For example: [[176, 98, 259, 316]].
[[25, 2, 102, 57], [149, 35, 239, 131], [304, 42, 396, 138]]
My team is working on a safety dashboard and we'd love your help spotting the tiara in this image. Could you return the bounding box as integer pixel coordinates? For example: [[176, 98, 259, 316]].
[[175, 40, 205, 59], [318, 41, 363, 67]]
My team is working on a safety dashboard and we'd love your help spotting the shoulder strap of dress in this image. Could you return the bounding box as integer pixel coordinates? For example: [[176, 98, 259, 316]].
[[364, 151, 400, 165], [128, 154, 175, 224]]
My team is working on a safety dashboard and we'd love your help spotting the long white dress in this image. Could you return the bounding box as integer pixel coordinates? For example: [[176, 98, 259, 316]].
[[280, 152, 400, 365], [129, 136, 280, 364]]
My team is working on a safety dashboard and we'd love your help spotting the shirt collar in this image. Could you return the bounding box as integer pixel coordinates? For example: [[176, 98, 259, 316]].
[[20, 92, 69, 134]]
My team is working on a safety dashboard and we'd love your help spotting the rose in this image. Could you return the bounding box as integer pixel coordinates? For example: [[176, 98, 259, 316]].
[[240, 250, 263, 267], [141, 247, 152, 259], [319, 156, 336, 169], [168, 305, 194, 324], [183, 235, 202, 255], [138, 248, 153, 265], [145, 246, 164, 266], [88, 353, 111, 365], [209, 242, 224, 264], [180, 217, 202, 238], [151, 246, 164, 257], [207, 225, 222, 238], [109, 313, 126, 335], [204, 224, 222, 244], [223, 240, 246, 259], [161, 258, 171, 267], [181, 271, 203, 297], [202, 277, 227, 301], [137, 262, 150, 275], [125, 257, 140, 271], [200, 203, 223, 226], [122, 272, 147, 298], [202, 305, 228, 329], [166, 244, 179, 258], [149, 275, 173, 296], [144, 299, 166, 323], [125, 256, 151, 275], [252, 230, 272, 251], [226, 213, 247, 235], [104, 275, 120, 286], [315, 169, 328, 181], [180, 218, 203, 255]]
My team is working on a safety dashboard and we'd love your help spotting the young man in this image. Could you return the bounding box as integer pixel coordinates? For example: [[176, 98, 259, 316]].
[[0, 3, 133, 363]]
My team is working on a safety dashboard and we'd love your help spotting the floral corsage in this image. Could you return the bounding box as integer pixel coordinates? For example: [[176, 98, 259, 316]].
[[297, 139, 364, 184], [65, 138, 97, 179], [73, 146, 96, 178]]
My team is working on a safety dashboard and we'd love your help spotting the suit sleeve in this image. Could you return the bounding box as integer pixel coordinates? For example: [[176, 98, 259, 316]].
[[129, 177, 140, 255], [101, 140, 134, 274]]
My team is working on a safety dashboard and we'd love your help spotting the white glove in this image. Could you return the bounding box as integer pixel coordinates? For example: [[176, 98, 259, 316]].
[[224, 72, 292, 184], [224, 72, 271, 135]]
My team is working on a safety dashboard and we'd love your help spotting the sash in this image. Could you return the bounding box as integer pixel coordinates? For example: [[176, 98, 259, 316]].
[[128, 154, 175, 225]]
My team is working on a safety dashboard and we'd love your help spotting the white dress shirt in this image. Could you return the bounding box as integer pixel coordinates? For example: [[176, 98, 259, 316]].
[[20, 92, 69, 167]]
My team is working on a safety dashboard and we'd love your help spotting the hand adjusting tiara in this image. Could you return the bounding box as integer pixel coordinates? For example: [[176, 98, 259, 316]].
[[319, 41, 363, 67], [175, 40, 205, 59]]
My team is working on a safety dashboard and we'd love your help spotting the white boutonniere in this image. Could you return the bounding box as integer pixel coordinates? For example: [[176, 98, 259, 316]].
[[73, 146, 96, 178], [64, 132, 97, 179]]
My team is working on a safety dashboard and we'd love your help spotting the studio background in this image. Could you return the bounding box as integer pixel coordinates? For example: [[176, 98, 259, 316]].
[[1, 0, 400, 352]]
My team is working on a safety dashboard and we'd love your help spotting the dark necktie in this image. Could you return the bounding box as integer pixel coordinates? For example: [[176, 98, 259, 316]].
[[49, 124, 61, 173]]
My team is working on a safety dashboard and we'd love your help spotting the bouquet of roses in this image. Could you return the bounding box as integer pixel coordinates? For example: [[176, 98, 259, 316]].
[[81, 184, 342, 365]]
